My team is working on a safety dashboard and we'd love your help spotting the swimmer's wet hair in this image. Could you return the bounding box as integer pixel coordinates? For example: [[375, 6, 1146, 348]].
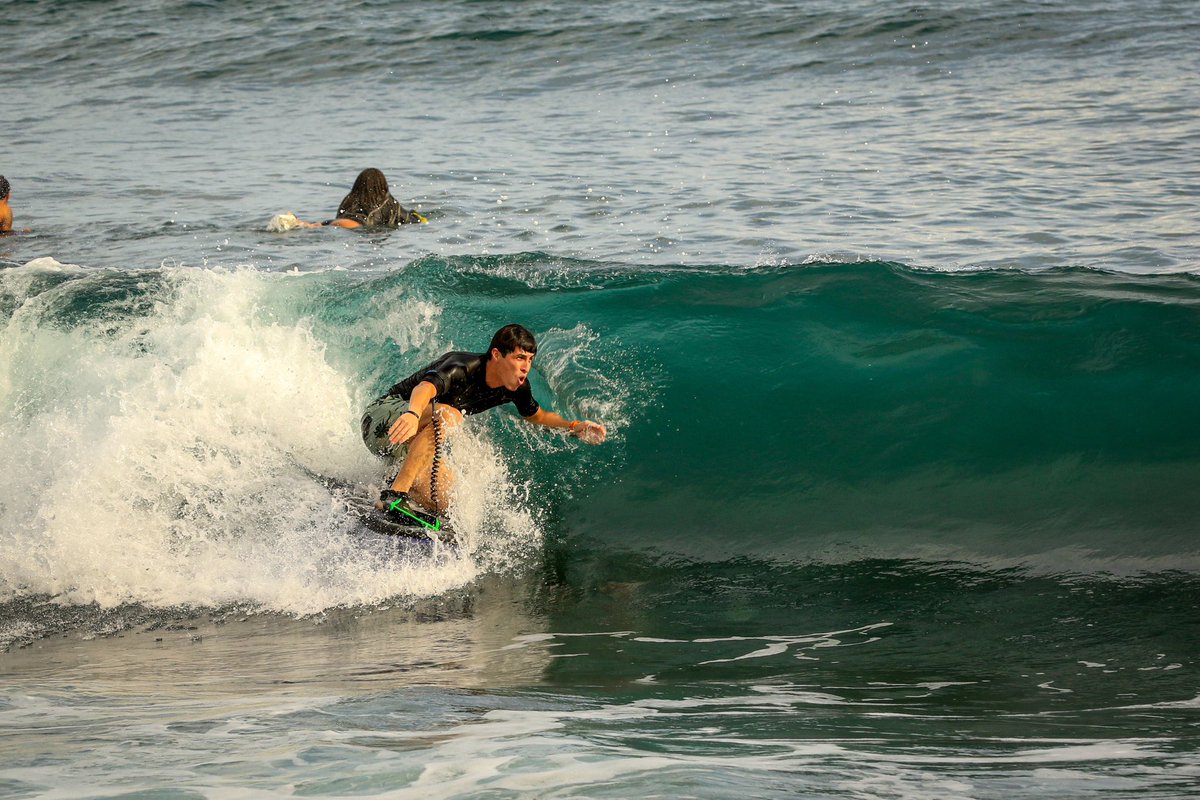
[[337, 168, 405, 227], [0, 176, 9, 200], [490, 324, 538, 356]]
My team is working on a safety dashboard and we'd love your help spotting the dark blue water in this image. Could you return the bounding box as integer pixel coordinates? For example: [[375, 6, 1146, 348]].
[[2, 1, 1198, 797]]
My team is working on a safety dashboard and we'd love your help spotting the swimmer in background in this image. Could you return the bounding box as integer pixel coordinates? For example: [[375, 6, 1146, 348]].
[[0, 175, 32, 235], [270, 168, 426, 231]]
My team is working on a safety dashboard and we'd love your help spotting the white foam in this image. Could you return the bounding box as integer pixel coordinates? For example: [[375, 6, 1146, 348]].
[[266, 211, 303, 232], [0, 264, 538, 612]]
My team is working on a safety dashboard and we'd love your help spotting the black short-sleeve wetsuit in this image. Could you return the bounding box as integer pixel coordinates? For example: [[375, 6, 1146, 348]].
[[385, 351, 540, 418]]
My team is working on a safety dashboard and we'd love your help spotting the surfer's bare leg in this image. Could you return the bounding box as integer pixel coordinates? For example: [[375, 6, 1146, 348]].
[[408, 456, 455, 512], [386, 405, 462, 510]]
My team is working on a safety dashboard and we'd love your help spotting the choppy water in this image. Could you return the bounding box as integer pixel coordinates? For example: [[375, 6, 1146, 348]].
[[2, 1, 1198, 798]]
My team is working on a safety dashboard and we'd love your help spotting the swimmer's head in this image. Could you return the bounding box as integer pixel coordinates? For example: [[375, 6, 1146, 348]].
[[0, 176, 9, 201], [337, 168, 398, 225], [489, 324, 538, 357], [349, 168, 388, 196]]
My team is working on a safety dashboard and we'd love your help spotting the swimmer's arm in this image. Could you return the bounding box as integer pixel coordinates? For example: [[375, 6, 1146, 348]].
[[295, 219, 360, 229], [289, 218, 361, 229], [387, 380, 438, 444], [285, 215, 360, 227], [524, 408, 607, 445]]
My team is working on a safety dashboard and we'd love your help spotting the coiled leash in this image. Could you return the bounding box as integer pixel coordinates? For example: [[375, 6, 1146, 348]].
[[378, 402, 447, 535], [429, 399, 443, 519]]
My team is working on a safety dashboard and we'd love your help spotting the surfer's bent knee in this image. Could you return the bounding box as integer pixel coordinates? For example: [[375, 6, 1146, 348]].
[[432, 405, 464, 429]]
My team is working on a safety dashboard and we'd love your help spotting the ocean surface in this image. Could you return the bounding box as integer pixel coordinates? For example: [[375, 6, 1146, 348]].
[[2, 1, 1198, 797]]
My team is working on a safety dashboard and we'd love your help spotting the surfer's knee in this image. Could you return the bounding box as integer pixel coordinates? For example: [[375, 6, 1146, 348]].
[[433, 405, 464, 429]]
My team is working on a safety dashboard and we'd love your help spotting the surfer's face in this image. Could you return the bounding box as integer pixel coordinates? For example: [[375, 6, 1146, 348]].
[[492, 347, 535, 391]]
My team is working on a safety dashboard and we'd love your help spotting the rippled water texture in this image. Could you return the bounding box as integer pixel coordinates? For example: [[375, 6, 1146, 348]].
[[5, 0, 1198, 272], [2, 1, 1198, 798]]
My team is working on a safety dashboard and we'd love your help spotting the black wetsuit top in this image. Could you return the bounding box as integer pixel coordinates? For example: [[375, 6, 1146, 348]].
[[324, 196, 423, 228], [385, 351, 540, 418]]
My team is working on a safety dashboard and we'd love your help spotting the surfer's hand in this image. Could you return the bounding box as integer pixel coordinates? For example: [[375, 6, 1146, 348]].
[[575, 420, 606, 445], [388, 411, 420, 445]]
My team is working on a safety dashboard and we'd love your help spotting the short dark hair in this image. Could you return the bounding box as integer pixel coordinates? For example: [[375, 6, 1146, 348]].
[[0, 176, 9, 200], [489, 324, 537, 356]]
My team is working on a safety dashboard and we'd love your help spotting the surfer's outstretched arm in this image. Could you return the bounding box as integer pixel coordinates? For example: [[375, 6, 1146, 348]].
[[524, 408, 607, 445]]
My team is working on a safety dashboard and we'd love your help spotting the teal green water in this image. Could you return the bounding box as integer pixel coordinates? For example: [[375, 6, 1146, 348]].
[[3, 255, 1196, 610], [357, 258, 1200, 568], [13, 257, 1194, 571]]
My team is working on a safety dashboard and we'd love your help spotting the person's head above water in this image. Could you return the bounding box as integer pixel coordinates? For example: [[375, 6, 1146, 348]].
[[344, 168, 389, 203], [489, 324, 538, 358], [0, 175, 12, 233], [337, 168, 401, 226]]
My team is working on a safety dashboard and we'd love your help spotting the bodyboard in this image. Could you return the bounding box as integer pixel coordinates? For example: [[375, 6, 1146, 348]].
[[339, 490, 455, 544], [315, 473, 455, 546]]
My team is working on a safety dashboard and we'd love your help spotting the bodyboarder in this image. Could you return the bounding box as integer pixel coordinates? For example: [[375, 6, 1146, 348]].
[[359, 324, 606, 520]]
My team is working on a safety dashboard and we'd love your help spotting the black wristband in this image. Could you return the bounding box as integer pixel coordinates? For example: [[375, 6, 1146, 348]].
[[403, 410, 420, 421]]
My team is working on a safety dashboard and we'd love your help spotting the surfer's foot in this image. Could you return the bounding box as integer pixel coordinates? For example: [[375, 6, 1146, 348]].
[[376, 488, 414, 514], [376, 489, 449, 540], [377, 490, 440, 526]]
